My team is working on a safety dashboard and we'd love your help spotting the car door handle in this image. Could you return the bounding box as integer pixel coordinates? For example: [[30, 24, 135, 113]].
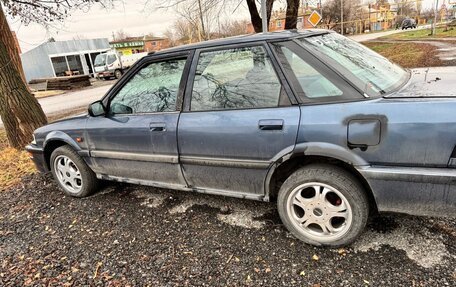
[[149, 122, 166, 132], [258, 119, 284, 131]]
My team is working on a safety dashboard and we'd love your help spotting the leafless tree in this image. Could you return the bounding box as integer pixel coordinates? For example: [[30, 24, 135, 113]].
[[321, 0, 361, 33], [219, 19, 249, 37], [147, 0, 278, 34], [113, 29, 130, 41], [395, 0, 417, 18]]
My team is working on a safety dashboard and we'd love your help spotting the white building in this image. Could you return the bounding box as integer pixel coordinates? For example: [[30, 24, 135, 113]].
[[20, 38, 110, 83]]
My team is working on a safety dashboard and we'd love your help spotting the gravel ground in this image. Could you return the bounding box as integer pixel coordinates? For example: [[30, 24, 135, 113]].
[[1, 174, 455, 286]]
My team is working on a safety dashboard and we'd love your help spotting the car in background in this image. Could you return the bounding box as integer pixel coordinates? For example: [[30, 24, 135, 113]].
[[94, 50, 148, 80], [26, 30, 456, 247], [401, 18, 417, 29]]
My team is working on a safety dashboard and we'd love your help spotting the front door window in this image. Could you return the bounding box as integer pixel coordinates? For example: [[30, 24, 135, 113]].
[[110, 58, 187, 114]]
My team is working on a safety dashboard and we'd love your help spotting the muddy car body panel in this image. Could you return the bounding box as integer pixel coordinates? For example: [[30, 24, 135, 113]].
[[27, 30, 456, 219]]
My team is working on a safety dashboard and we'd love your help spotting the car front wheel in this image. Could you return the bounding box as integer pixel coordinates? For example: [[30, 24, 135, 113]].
[[277, 164, 369, 247], [50, 145, 99, 197]]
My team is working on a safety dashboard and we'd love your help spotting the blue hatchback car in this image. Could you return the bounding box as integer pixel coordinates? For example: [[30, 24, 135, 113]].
[[27, 30, 456, 246]]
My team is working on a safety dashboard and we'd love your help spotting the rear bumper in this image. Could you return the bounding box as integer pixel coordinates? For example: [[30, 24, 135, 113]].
[[25, 145, 48, 173], [358, 166, 456, 217], [97, 71, 114, 78]]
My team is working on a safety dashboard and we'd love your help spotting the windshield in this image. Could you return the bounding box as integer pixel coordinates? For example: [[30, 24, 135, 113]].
[[94, 54, 107, 67], [299, 33, 409, 96]]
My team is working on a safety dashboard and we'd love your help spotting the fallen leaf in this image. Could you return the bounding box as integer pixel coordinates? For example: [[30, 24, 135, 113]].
[[265, 267, 271, 273], [312, 254, 319, 261], [246, 275, 252, 282], [299, 271, 306, 276], [93, 262, 102, 279]]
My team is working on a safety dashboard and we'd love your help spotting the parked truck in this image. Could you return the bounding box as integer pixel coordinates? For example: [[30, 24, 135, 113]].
[[94, 50, 148, 79]]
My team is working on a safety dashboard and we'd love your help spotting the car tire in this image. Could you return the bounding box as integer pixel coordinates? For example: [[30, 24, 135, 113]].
[[50, 145, 99, 198], [277, 164, 369, 247]]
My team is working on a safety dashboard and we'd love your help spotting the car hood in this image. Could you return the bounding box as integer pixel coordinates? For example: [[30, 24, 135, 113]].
[[35, 113, 88, 135], [388, 67, 456, 98]]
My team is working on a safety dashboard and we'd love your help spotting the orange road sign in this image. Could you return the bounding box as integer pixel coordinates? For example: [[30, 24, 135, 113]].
[[308, 11, 322, 27]]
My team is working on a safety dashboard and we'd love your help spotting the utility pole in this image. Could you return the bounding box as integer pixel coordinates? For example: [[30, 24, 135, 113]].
[[432, 0, 439, 35], [261, 0, 268, 32], [341, 0, 344, 35], [368, 3, 371, 32]]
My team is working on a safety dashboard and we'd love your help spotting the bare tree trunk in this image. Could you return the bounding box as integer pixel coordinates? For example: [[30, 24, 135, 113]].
[[0, 6, 47, 149], [196, 0, 206, 40], [285, 0, 300, 30], [246, 0, 274, 33]]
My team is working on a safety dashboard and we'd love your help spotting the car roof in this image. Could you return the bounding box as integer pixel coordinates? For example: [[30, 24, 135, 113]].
[[151, 29, 330, 56]]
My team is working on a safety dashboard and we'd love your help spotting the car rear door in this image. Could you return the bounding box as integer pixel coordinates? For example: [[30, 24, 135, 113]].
[[177, 43, 300, 198], [85, 52, 192, 187]]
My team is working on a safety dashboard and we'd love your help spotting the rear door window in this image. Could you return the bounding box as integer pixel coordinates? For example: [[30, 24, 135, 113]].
[[279, 46, 343, 98], [190, 46, 283, 111]]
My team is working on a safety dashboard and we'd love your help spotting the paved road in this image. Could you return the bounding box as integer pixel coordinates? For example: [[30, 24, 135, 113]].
[[349, 24, 431, 42], [0, 84, 113, 126], [37, 84, 113, 116]]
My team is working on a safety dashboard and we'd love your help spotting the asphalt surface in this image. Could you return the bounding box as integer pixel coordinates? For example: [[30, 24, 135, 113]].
[[1, 174, 455, 286], [0, 83, 114, 127], [348, 25, 431, 42]]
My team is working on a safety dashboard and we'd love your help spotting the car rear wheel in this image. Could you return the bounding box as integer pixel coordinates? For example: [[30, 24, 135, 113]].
[[277, 164, 369, 247], [50, 145, 99, 197]]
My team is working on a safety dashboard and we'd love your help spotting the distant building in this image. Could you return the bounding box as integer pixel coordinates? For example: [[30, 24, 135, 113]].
[[365, 3, 397, 31], [110, 36, 170, 55], [20, 38, 110, 82]]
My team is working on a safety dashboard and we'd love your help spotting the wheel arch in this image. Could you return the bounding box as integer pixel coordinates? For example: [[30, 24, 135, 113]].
[[43, 131, 81, 170], [265, 143, 378, 214]]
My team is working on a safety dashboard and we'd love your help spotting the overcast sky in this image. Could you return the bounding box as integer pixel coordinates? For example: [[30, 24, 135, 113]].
[[6, 0, 443, 53]]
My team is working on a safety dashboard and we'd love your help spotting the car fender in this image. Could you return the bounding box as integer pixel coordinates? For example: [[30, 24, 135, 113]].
[[43, 131, 82, 152], [264, 142, 369, 200], [293, 142, 368, 166]]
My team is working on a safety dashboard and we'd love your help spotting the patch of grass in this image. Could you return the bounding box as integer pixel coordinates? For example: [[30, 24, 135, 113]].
[[362, 41, 442, 68], [33, 90, 65, 99], [381, 27, 456, 40], [0, 137, 36, 191]]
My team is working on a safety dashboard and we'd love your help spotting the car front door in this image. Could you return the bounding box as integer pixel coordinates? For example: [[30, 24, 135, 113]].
[[177, 43, 300, 198], [85, 52, 192, 187]]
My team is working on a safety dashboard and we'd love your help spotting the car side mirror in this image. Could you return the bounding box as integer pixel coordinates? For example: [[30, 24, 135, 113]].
[[110, 103, 133, 115], [88, 101, 106, 117]]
